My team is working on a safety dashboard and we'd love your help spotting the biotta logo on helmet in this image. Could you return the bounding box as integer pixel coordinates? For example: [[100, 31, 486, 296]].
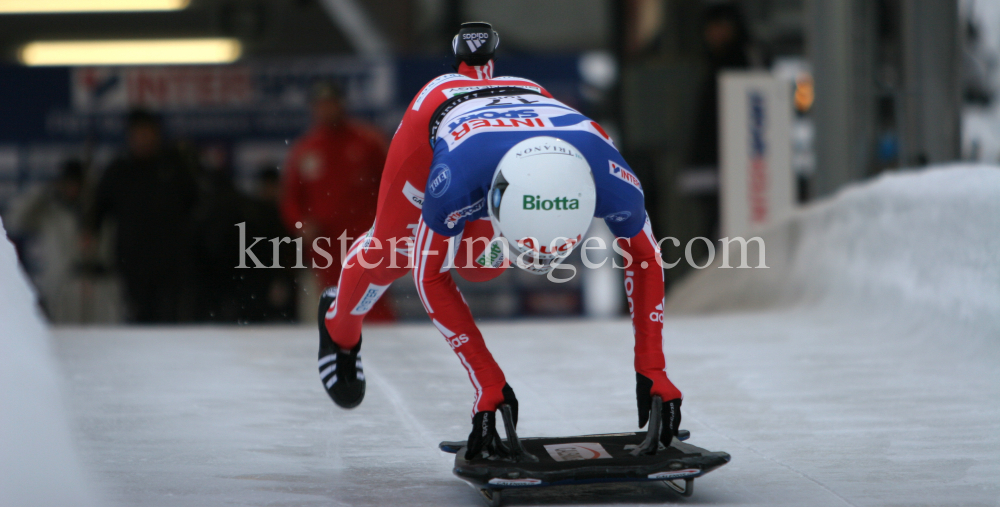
[[522, 195, 580, 210], [463, 32, 490, 52], [428, 164, 451, 198]]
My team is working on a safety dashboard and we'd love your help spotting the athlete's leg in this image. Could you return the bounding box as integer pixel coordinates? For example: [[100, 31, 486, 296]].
[[323, 178, 422, 348]]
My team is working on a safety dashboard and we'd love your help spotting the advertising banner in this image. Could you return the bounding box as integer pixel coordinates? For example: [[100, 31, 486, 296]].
[[719, 72, 794, 237]]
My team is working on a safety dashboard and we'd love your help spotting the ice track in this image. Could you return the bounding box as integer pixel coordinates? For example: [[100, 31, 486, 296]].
[[54, 311, 999, 507], [40, 166, 1000, 506]]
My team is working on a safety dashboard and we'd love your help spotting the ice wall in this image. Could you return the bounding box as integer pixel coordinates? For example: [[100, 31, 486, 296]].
[[666, 165, 1000, 327], [0, 218, 99, 507]]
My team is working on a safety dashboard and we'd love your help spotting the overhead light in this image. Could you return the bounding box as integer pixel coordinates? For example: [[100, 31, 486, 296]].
[[0, 0, 190, 14], [19, 38, 242, 66]]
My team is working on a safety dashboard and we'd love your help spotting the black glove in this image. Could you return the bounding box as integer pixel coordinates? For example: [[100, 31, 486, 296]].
[[465, 383, 517, 460], [636, 373, 682, 445]]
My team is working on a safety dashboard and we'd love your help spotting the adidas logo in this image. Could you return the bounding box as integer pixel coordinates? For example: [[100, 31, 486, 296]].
[[463, 32, 489, 52], [318, 352, 365, 389], [650, 303, 664, 322]]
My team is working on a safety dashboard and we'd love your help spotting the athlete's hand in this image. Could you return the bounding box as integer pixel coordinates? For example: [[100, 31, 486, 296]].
[[464, 383, 518, 460], [636, 373, 682, 445]]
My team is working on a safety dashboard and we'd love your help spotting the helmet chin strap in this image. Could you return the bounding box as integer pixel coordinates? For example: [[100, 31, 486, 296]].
[[490, 217, 503, 239]]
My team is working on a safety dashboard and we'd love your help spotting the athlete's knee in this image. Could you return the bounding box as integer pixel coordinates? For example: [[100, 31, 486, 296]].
[[350, 231, 412, 271]]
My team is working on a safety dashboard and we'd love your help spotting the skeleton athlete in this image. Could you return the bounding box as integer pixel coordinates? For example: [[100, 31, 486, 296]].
[[316, 22, 682, 458]]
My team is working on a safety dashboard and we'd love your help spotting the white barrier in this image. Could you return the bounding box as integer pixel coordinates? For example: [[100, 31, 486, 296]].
[[666, 165, 1000, 326], [0, 217, 99, 507]]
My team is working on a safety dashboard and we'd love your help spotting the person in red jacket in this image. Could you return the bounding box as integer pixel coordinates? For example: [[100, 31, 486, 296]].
[[280, 82, 393, 321]]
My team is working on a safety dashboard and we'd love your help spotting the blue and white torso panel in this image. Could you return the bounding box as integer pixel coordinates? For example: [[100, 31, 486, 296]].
[[423, 91, 648, 239]]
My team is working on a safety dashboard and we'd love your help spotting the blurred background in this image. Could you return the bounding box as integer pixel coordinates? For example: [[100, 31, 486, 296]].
[[0, 0, 992, 325]]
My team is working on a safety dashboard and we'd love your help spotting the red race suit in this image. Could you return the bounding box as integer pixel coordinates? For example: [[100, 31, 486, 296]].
[[323, 61, 682, 415]]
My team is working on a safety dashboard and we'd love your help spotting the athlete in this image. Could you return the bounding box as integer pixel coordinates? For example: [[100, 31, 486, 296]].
[[316, 22, 683, 459]]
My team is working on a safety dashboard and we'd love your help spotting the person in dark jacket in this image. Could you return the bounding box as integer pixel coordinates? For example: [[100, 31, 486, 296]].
[[685, 3, 763, 245], [85, 109, 198, 323], [689, 3, 755, 168], [240, 167, 297, 322], [191, 164, 296, 323]]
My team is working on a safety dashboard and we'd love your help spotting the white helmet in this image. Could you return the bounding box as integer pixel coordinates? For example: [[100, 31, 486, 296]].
[[487, 136, 597, 274]]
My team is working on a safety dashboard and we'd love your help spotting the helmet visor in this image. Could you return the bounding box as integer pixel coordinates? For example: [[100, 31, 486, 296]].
[[489, 170, 509, 222]]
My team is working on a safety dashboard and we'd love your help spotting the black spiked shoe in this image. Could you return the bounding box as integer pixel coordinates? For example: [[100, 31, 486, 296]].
[[317, 287, 366, 409]]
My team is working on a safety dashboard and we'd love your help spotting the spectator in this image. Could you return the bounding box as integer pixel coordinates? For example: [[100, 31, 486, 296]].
[[85, 109, 198, 323], [189, 146, 245, 322], [4, 160, 87, 321], [280, 82, 392, 320], [686, 3, 763, 242], [241, 167, 297, 321], [689, 2, 758, 168]]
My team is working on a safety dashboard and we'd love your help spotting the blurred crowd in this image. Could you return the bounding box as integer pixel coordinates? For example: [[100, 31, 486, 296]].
[[1, 2, 774, 325], [3, 83, 387, 324]]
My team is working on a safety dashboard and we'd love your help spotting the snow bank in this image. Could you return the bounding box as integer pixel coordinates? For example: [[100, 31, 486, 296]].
[[666, 165, 1000, 326], [0, 217, 99, 507]]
